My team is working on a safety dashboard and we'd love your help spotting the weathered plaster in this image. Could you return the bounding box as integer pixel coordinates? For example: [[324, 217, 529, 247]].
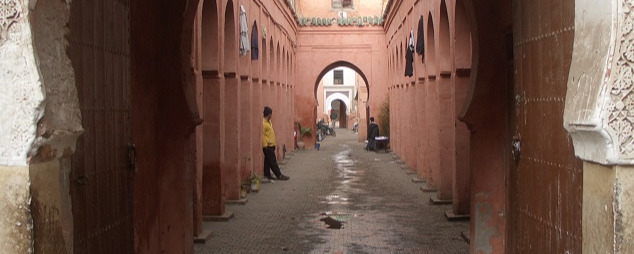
[[614, 165, 634, 253], [583, 162, 634, 253], [0, 166, 33, 253], [0, 0, 45, 166], [30, 0, 82, 164], [473, 192, 497, 254], [29, 159, 72, 254], [564, 0, 634, 165]]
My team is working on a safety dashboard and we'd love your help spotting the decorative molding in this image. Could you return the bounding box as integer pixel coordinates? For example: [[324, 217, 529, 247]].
[[0, 0, 20, 40], [606, 0, 634, 160], [564, 0, 634, 165]]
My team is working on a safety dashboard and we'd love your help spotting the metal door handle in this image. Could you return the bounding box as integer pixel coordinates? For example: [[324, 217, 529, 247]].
[[512, 136, 521, 162], [75, 176, 88, 185]]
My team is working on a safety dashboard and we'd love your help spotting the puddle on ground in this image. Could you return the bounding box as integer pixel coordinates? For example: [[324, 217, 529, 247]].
[[321, 194, 349, 205], [318, 212, 358, 229], [319, 216, 343, 229]]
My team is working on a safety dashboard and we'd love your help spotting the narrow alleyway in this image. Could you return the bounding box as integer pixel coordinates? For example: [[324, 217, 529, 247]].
[[195, 129, 469, 253]]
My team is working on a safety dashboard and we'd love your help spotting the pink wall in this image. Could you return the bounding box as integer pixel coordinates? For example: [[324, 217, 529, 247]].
[[296, 0, 384, 20], [295, 26, 387, 146]]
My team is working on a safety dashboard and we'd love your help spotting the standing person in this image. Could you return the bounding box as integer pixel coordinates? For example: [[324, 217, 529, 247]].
[[365, 117, 380, 151], [262, 106, 290, 181], [330, 110, 338, 128]]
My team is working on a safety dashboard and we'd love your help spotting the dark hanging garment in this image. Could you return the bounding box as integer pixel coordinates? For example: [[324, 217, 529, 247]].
[[405, 30, 414, 77], [405, 46, 414, 77], [251, 28, 258, 60], [416, 15, 425, 61]]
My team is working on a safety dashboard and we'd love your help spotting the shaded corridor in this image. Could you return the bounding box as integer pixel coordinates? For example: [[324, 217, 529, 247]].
[[195, 129, 468, 253]]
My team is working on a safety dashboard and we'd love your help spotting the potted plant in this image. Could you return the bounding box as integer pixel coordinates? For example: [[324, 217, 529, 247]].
[[296, 122, 311, 149]]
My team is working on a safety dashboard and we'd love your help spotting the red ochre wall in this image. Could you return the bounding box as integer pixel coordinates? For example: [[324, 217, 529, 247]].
[[384, 0, 472, 222], [192, 0, 298, 221], [295, 26, 388, 145]]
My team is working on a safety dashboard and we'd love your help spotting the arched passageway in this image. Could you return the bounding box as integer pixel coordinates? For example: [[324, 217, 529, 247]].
[[10, 0, 621, 253], [326, 99, 348, 129], [314, 62, 370, 141]]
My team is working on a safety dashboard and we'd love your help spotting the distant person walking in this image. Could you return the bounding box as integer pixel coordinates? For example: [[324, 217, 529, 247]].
[[365, 117, 379, 151], [330, 110, 338, 128], [262, 106, 290, 181]]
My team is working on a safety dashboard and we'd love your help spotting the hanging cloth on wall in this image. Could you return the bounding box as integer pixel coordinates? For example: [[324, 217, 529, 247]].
[[416, 15, 425, 61], [251, 25, 258, 60], [239, 5, 250, 56], [405, 29, 414, 77]]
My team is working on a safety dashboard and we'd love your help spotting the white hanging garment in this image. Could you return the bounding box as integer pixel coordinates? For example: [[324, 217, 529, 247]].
[[239, 5, 250, 56]]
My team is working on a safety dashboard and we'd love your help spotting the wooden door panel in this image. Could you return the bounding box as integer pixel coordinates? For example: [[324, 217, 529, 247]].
[[69, 0, 133, 253], [510, 0, 582, 252]]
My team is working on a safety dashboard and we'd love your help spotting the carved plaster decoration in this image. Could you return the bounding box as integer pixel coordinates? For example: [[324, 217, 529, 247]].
[[564, 0, 634, 165], [0, 0, 20, 40], [606, 0, 634, 160]]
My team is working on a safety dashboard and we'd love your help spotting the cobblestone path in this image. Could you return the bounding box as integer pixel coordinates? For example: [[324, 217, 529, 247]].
[[194, 129, 469, 254]]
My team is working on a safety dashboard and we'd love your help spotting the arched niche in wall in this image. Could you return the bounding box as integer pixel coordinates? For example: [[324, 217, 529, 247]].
[[285, 51, 290, 83], [251, 21, 259, 77], [281, 46, 285, 79], [454, 0, 472, 70], [426, 12, 436, 74], [269, 37, 274, 79], [223, 0, 237, 73], [396, 41, 405, 74], [202, 0, 219, 71], [439, 0, 451, 72], [261, 36, 267, 78], [273, 41, 282, 81]]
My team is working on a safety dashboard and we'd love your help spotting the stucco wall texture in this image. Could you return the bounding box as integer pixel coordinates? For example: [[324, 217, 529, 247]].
[[0, 0, 44, 166], [1, 0, 44, 252]]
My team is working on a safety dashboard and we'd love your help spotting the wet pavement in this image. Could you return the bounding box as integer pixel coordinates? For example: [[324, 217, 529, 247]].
[[194, 129, 469, 254]]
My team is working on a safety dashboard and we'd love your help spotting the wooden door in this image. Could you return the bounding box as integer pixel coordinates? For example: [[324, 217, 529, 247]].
[[68, 0, 134, 253], [509, 0, 582, 252]]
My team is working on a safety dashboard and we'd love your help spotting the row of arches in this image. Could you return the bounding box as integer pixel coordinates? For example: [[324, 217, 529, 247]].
[[196, 0, 299, 243], [386, 0, 585, 252], [385, 0, 472, 230], [201, 1, 296, 81]]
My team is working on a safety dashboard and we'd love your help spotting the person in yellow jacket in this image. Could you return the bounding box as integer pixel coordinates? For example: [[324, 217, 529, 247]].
[[262, 106, 290, 181]]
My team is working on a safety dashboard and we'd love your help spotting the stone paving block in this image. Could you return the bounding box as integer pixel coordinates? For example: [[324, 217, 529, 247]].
[[193, 228, 213, 244], [225, 198, 248, 205], [444, 210, 470, 221], [411, 177, 425, 183], [420, 185, 438, 193], [202, 211, 234, 222], [430, 196, 452, 205]]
